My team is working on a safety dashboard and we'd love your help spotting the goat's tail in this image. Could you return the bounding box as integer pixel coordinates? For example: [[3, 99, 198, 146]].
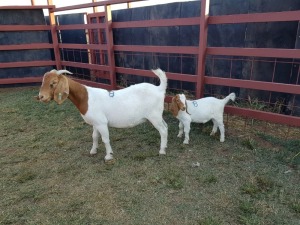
[[152, 68, 168, 91], [223, 92, 236, 105]]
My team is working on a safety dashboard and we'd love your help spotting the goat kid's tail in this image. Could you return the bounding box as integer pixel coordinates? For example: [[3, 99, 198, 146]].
[[152, 68, 168, 91], [222, 92, 236, 105]]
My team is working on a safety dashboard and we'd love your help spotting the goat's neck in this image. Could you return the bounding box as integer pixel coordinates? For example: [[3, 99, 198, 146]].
[[67, 77, 89, 115]]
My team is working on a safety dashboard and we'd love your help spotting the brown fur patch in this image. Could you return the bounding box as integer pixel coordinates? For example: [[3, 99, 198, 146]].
[[39, 71, 88, 115], [170, 95, 186, 117], [170, 96, 179, 117], [66, 78, 88, 115]]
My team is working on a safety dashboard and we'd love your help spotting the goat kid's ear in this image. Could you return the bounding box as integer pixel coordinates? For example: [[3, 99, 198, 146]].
[[170, 97, 179, 117], [54, 75, 69, 105]]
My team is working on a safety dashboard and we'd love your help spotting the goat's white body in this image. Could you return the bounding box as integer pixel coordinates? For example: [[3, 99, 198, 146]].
[[176, 93, 235, 144], [82, 69, 168, 161], [83, 83, 164, 128]]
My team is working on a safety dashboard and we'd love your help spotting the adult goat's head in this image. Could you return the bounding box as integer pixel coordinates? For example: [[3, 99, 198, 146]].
[[37, 69, 73, 105], [170, 94, 186, 116]]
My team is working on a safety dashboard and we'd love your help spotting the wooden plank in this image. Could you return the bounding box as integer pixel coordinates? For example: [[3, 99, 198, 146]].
[[205, 77, 300, 95]]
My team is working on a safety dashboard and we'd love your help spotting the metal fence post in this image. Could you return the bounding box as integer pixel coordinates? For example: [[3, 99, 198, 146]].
[[105, 4, 116, 90], [196, 0, 210, 99]]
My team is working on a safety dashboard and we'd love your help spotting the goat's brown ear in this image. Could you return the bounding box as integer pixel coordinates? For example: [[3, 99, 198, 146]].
[[54, 75, 69, 105], [170, 96, 179, 117]]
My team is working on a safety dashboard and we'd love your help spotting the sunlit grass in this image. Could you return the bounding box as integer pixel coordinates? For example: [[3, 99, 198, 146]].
[[0, 86, 299, 225]]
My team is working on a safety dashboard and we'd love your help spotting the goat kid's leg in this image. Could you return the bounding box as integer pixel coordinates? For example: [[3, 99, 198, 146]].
[[210, 119, 218, 136], [90, 126, 99, 155], [218, 123, 225, 142], [177, 121, 184, 138], [148, 117, 168, 155], [95, 125, 114, 161], [183, 122, 191, 144]]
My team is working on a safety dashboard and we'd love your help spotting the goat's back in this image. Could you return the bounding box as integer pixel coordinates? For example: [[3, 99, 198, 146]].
[[186, 97, 227, 123], [83, 83, 165, 128]]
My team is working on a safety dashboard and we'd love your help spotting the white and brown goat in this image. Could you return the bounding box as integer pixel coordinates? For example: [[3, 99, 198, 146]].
[[37, 69, 168, 163], [170, 93, 236, 144]]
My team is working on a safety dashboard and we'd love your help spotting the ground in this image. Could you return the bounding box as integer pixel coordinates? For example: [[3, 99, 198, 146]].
[[0, 86, 299, 225]]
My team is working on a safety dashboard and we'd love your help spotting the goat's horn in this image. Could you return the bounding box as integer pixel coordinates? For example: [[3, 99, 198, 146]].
[[56, 70, 73, 75]]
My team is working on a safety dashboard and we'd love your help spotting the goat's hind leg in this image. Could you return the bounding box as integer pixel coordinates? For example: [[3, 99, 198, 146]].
[[90, 126, 99, 155], [210, 118, 225, 142], [148, 117, 168, 155], [210, 119, 218, 136]]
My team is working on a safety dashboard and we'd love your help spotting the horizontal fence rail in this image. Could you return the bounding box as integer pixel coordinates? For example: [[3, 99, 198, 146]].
[[0, 1, 299, 127]]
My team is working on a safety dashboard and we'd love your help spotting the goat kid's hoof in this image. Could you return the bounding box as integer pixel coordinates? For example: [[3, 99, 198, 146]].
[[104, 158, 116, 165], [183, 140, 189, 145]]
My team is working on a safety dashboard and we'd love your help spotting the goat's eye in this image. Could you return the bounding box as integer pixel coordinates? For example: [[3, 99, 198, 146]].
[[50, 82, 57, 88]]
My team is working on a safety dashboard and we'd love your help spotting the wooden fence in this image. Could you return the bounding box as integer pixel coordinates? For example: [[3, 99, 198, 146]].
[[0, 0, 299, 127]]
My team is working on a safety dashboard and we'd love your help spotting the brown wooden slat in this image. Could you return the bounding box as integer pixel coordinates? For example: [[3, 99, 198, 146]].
[[225, 106, 300, 127], [58, 43, 108, 51], [0, 25, 51, 31], [0, 5, 55, 10], [0, 77, 42, 84], [112, 17, 200, 29], [209, 10, 300, 24], [61, 61, 110, 71], [0, 61, 55, 68], [114, 45, 199, 54], [72, 78, 112, 89], [115, 67, 197, 82], [207, 47, 300, 59], [205, 77, 300, 95], [0, 43, 54, 51], [53, 0, 144, 12], [56, 23, 105, 31]]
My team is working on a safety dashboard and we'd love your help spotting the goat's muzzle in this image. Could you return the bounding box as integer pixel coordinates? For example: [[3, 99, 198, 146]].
[[35, 94, 51, 103]]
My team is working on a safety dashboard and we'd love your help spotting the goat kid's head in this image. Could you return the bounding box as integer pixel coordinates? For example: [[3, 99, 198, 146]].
[[37, 69, 73, 105], [170, 94, 186, 116]]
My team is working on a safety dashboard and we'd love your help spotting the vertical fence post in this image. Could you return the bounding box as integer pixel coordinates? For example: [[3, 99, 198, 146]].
[[105, 4, 116, 90], [92, 0, 98, 13], [47, 0, 62, 70], [196, 0, 210, 99]]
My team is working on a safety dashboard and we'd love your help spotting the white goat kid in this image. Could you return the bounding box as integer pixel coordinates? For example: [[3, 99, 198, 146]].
[[37, 69, 168, 163], [170, 93, 236, 144]]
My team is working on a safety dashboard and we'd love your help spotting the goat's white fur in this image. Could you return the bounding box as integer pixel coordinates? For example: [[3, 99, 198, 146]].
[[83, 69, 168, 161], [175, 93, 236, 144]]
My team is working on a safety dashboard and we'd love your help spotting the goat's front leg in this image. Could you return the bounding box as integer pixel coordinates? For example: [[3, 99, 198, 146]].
[[177, 121, 184, 138], [95, 124, 114, 162], [90, 126, 99, 155]]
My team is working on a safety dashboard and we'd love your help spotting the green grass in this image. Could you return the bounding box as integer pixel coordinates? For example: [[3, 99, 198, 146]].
[[0, 86, 299, 225]]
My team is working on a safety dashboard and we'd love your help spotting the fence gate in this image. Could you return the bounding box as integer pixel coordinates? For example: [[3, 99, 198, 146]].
[[87, 9, 116, 89]]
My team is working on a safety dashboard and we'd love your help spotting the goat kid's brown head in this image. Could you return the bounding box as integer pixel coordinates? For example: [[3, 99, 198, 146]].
[[37, 69, 73, 105], [170, 94, 186, 117]]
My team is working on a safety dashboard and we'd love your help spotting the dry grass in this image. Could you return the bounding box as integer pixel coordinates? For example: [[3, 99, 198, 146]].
[[0, 86, 299, 225]]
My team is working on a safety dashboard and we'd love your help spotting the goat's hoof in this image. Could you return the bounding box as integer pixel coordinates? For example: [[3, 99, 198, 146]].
[[220, 139, 225, 143], [183, 141, 189, 145], [177, 134, 183, 138], [210, 132, 215, 136], [90, 150, 97, 155], [104, 158, 116, 165], [159, 150, 166, 155]]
